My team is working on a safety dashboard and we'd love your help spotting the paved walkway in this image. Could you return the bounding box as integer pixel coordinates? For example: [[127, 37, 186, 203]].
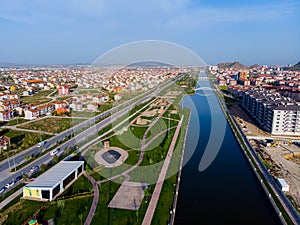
[[246, 135, 300, 141], [1, 126, 54, 135], [97, 103, 172, 184], [84, 173, 99, 225], [0, 188, 23, 210], [142, 117, 183, 225]]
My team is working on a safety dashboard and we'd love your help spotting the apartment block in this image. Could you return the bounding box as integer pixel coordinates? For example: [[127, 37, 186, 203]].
[[241, 88, 300, 135]]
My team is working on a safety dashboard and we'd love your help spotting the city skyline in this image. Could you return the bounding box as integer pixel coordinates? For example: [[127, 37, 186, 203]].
[[1, 0, 299, 65]]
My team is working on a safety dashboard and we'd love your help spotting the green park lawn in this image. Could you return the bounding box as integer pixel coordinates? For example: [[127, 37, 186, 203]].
[[0, 175, 93, 225]]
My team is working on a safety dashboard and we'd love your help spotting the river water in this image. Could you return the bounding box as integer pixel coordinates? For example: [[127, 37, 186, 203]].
[[174, 72, 282, 225]]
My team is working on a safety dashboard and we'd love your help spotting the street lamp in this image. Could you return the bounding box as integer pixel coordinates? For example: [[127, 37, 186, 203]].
[[4, 147, 11, 170], [168, 113, 170, 137]]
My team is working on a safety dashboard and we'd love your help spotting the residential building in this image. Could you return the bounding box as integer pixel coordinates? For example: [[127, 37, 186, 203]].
[[241, 88, 300, 135], [0, 136, 11, 150]]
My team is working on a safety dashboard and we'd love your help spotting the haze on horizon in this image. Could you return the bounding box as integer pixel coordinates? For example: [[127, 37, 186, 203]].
[[0, 0, 299, 66]]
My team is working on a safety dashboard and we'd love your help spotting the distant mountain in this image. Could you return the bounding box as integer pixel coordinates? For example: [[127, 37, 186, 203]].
[[250, 64, 260, 69], [285, 61, 300, 71], [127, 61, 175, 68], [0, 62, 90, 68], [0, 62, 21, 67], [216, 61, 249, 70]]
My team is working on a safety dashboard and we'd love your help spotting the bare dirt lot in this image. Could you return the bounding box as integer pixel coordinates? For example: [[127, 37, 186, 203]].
[[108, 182, 147, 210], [264, 143, 299, 210], [228, 102, 269, 137]]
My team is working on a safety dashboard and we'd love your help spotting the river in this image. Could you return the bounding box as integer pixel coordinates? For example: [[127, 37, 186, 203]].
[[174, 72, 282, 225]]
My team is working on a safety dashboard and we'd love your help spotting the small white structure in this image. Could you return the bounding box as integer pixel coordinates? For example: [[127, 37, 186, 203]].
[[277, 178, 289, 192]]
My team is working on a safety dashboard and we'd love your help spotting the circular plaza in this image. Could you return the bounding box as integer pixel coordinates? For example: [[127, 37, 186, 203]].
[[94, 147, 128, 168]]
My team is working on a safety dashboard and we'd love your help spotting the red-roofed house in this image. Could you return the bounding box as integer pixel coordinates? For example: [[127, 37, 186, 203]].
[[0, 136, 11, 150]]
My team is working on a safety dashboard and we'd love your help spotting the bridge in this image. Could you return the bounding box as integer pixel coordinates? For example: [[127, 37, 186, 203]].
[[198, 77, 209, 81], [195, 86, 216, 91]]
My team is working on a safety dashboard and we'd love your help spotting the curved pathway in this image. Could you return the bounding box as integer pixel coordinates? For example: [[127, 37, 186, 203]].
[[96, 103, 172, 184], [84, 173, 99, 225]]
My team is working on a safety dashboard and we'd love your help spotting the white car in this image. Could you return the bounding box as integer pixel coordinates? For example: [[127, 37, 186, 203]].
[[50, 148, 59, 156]]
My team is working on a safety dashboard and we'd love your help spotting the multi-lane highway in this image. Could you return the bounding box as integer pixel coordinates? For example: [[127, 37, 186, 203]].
[[0, 77, 179, 192]]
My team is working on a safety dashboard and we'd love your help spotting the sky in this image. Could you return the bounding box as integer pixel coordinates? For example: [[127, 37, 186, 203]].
[[0, 0, 299, 65]]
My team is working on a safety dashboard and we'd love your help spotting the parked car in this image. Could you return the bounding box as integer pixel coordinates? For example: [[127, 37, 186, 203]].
[[30, 166, 39, 172], [5, 183, 10, 188], [15, 175, 22, 182], [0, 187, 6, 193], [9, 181, 15, 187]]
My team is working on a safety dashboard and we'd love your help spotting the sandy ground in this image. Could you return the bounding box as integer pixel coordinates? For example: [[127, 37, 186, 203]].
[[229, 102, 300, 211], [109, 182, 147, 210], [261, 142, 299, 210], [229, 102, 269, 137]]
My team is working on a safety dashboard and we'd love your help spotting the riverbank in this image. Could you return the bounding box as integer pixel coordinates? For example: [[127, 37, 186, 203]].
[[212, 77, 299, 225], [169, 109, 191, 225]]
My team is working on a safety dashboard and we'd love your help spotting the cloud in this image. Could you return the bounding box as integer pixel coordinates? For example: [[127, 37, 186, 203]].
[[0, 0, 298, 29], [166, 1, 299, 29]]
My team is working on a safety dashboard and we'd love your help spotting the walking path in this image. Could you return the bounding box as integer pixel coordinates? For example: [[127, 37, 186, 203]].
[[84, 173, 99, 225], [1, 126, 54, 135], [0, 188, 22, 210], [142, 117, 183, 225], [97, 103, 172, 184]]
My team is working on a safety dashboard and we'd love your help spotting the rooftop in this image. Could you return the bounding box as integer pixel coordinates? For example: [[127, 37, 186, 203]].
[[25, 161, 84, 188]]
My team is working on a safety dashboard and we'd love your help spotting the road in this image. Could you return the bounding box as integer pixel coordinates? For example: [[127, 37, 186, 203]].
[[0, 77, 179, 192]]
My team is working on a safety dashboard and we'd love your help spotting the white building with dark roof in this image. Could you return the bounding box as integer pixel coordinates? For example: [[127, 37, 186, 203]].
[[23, 161, 84, 201]]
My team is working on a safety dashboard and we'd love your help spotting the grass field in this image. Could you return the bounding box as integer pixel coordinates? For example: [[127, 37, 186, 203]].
[[0, 175, 93, 225], [0, 118, 29, 126], [0, 129, 51, 161], [90, 177, 151, 225], [20, 90, 53, 105], [18, 117, 86, 133]]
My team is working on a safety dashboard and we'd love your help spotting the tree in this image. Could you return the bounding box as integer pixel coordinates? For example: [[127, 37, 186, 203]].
[[40, 163, 47, 172], [22, 173, 29, 181], [57, 200, 66, 214], [53, 154, 59, 163], [24, 155, 31, 162], [78, 213, 83, 225]]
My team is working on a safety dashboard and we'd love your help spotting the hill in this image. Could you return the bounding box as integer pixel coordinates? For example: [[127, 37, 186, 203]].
[[127, 61, 175, 68], [285, 61, 300, 71], [216, 61, 249, 70]]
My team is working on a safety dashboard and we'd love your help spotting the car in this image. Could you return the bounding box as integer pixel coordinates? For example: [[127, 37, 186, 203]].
[[15, 175, 22, 182], [9, 181, 15, 187], [37, 141, 47, 148], [0, 187, 6, 193], [50, 148, 60, 156], [5, 183, 10, 188], [30, 166, 39, 172]]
